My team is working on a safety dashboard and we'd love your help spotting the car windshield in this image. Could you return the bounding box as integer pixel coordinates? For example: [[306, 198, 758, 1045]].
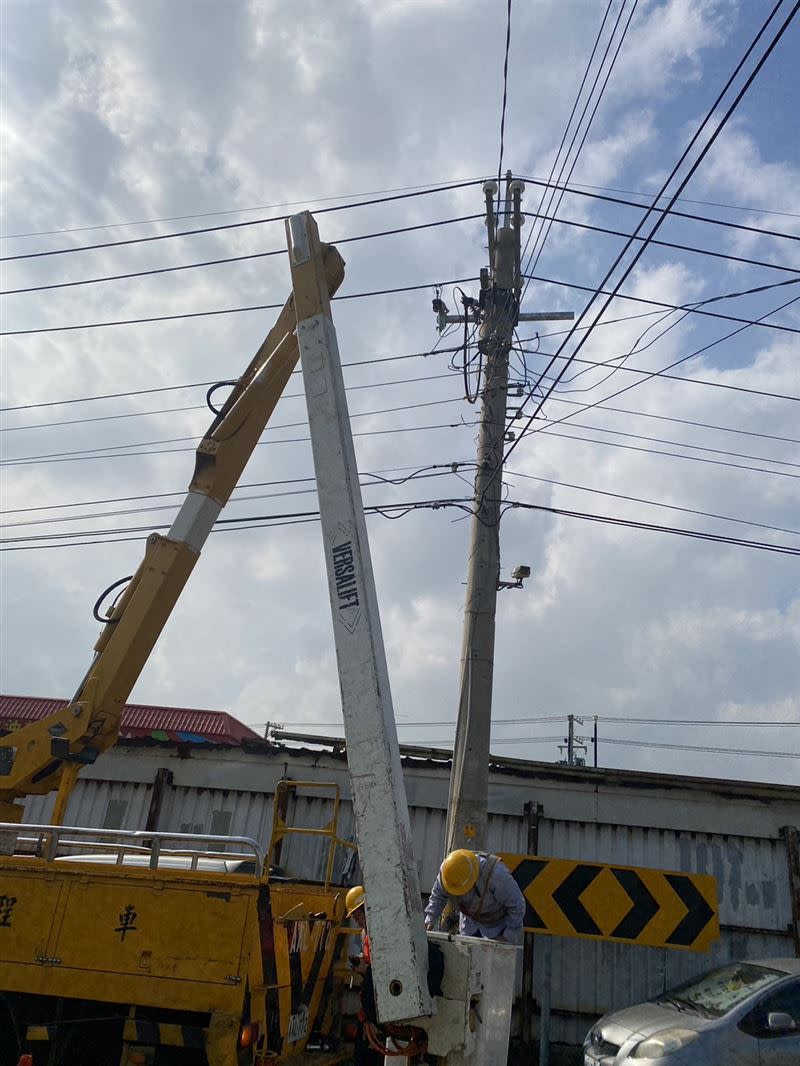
[[658, 963, 786, 1018]]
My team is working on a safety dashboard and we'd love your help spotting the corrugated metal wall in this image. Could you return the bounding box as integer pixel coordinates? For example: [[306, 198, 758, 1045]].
[[531, 818, 794, 1044], [20, 760, 798, 1048]]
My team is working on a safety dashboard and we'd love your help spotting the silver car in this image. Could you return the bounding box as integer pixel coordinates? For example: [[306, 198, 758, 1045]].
[[583, 958, 800, 1064]]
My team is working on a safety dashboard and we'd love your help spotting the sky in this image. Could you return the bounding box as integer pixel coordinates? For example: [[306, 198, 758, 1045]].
[[1, 0, 798, 786]]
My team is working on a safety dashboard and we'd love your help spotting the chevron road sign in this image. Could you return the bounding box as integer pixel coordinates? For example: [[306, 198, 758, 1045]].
[[500, 854, 719, 952]]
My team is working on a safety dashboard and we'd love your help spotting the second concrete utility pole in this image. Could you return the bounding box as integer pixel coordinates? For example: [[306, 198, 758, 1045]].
[[443, 175, 575, 855], [445, 174, 523, 854]]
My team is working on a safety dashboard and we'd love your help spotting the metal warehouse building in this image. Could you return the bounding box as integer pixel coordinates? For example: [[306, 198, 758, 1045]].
[[5, 695, 800, 1048]]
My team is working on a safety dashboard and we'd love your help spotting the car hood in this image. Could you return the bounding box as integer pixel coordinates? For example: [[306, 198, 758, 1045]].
[[595, 1001, 715, 1046]]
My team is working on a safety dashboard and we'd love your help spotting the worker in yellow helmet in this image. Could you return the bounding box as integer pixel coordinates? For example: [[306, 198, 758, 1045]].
[[425, 850, 525, 944], [345, 886, 382, 1066]]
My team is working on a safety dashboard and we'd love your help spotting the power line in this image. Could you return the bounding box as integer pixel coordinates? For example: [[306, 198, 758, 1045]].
[[0, 370, 460, 434], [5, 263, 797, 341], [4, 460, 797, 544], [287, 714, 800, 729], [529, 424, 800, 479], [504, 468, 800, 538], [0, 276, 478, 337], [523, 211, 800, 276], [526, 272, 800, 334], [531, 176, 800, 222], [0, 179, 483, 262], [0, 396, 465, 466], [496, 0, 513, 189], [0, 341, 472, 413], [505, 1, 800, 476], [540, 396, 800, 446], [579, 737, 800, 759], [506, 498, 800, 556], [537, 350, 800, 403], [5, 371, 796, 483], [520, 285, 800, 452], [0, 462, 471, 516], [0, 214, 485, 297], [539, 417, 800, 470], [523, 0, 616, 283], [7, 364, 793, 446], [3, 319, 795, 428], [0, 177, 485, 241], [0, 497, 476, 551], [0, 419, 477, 470], [3, 494, 798, 557], [520, 174, 800, 243], [6, 167, 794, 245], [0, 469, 459, 530], [249, 729, 800, 761], [525, 0, 638, 278]]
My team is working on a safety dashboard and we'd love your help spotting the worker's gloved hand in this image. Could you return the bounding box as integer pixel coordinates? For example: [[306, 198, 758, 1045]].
[[425, 922, 432, 931]]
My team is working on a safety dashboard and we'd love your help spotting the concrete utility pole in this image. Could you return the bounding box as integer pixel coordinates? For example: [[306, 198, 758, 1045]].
[[559, 713, 588, 766], [443, 175, 574, 855]]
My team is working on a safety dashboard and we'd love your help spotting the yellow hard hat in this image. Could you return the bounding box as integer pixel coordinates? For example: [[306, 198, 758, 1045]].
[[441, 849, 480, 896], [345, 885, 366, 916]]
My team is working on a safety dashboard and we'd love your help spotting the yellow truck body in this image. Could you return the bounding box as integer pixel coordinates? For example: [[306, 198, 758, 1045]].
[[0, 783, 355, 1065]]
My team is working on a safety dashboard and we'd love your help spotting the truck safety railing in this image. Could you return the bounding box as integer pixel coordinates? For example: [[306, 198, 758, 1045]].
[[0, 821, 265, 876], [268, 780, 357, 891]]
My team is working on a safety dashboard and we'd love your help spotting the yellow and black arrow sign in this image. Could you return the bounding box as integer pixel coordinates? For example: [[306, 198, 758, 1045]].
[[499, 854, 719, 952]]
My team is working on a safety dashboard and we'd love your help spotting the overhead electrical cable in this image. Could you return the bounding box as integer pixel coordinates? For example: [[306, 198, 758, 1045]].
[[538, 397, 800, 446], [522, 0, 617, 277], [3, 496, 799, 557], [529, 177, 800, 221], [505, 499, 800, 556], [0, 419, 478, 469], [524, 0, 638, 279], [0, 214, 485, 297], [570, 737, 800, 759], [522, 287, 800, 449], [0, 370, 461, 434], [520, 175, 800, 243], [503, 0, 800, 477], [0, 462, 474, 516], [6, 463, 796, 541], [524, 272, 800, 334], [0, 497, 476, 548], [503, 468, 800, 538], [0, 179, 483, 262], [0, 276, 479, 337], [522, 212, 799, 275], [0, 469, 462, 530], [6, 266, 797, 340], [0, 177, 485, 241], [7, 169, 795, 244], [0, 396, 466, 466], [281, 715, 800, 729], [496, 0, 513, 191]]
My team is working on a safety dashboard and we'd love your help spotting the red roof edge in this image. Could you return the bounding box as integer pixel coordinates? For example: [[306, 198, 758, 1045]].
[[0, 694, 261, 746]]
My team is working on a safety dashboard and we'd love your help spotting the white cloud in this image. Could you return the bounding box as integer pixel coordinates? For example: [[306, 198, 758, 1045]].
[[1, 0, 797, 788]]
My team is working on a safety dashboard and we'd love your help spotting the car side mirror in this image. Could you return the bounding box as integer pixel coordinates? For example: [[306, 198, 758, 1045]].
[[767, 1012, 796, 1033]]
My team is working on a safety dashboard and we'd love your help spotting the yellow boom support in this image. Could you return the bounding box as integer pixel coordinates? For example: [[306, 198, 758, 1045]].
[[0, 246, 345, 825]]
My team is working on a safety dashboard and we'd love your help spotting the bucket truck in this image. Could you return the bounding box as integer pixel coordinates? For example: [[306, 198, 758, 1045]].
[[0, 213, 517, 1065]]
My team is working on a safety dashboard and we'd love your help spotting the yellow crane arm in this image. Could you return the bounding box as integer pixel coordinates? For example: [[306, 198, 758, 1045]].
[[0, 245, 345, 825]]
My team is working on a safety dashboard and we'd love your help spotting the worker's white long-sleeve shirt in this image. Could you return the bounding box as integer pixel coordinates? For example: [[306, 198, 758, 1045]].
[[425, 854, 526, 943]]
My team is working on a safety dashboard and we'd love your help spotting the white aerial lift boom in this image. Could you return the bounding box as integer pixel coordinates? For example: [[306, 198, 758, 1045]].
[[287, 212, 518, 1060]]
